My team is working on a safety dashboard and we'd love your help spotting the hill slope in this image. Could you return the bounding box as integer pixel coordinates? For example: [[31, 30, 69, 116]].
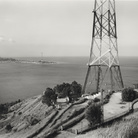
[[0, 92, 138, 138]]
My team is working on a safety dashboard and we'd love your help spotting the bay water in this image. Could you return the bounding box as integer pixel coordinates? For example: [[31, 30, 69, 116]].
[[0, 56, 138, 104]]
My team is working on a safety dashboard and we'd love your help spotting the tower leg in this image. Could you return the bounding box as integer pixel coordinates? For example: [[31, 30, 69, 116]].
[[82, 66, 91, 94], [110, 67, 114, 92], [96, 66, 101, 93], [118, 66, 124, 88]]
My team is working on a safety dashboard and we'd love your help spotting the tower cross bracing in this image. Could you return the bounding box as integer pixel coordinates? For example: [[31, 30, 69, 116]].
[[82, 0, 124, 94]]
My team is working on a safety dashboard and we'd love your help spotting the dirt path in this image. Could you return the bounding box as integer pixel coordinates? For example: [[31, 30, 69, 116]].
[[104, 92, 131, 120]]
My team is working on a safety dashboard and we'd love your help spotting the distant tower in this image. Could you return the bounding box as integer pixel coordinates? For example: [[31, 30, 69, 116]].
[[82, 0, 124, 94]]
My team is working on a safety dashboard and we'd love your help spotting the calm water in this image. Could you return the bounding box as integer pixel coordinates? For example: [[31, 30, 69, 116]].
[[0, 56, 138, 104]]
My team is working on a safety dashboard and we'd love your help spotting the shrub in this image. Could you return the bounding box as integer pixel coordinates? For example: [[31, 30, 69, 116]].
[[122, 87, 136, 102], [5, 124, 12, 131], [30, 118, 40, 126], [85, 102, 102, 126], [93, 97, 100, 103], [0, 99, 21, 115], [18, 112, 22, 115], [88, 99, 94, 106], [103, 94, 111, 104]]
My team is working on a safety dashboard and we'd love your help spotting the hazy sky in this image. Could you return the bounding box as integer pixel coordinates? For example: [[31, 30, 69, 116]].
[[0, 0, 138, 57]]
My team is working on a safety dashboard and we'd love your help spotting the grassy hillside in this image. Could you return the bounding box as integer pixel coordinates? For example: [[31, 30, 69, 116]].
[[0, 91, 138, 138], [0, 95, 88, 138], [75, 110, 138, 138]]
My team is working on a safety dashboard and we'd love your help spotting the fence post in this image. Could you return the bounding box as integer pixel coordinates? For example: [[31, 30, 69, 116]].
[[75, 129, 78, 135], [60, 125, 63, 131]]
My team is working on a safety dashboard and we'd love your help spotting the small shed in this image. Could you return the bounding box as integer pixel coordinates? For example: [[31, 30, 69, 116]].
[[56, 97, 69, 109]]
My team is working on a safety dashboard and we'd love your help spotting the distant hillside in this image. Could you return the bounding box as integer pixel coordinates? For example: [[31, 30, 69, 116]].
[[0, 57, 17, 62], [0, 57, 57, 64]]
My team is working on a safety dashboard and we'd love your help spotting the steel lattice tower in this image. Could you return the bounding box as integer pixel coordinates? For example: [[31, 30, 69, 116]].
[[82, 0, 124, 94]]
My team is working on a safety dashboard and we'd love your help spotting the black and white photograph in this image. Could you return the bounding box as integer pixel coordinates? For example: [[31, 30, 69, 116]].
[[0, 0, 138, 137]]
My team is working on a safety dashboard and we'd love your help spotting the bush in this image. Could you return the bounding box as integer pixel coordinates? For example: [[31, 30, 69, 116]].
[[0, 104, 8, 114], [88, 99, 94, 106], [0, 99, 21, 115], [30, 118, 40, 126], [103, 94, 111, 104], [18, 112, 22, 115], [122, 87, 136, 102], [5, 124, 12, 131], [93, 98, 100, 103], [85, 103, 102, 126]]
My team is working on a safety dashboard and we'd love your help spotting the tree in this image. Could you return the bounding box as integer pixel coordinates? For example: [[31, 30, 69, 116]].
[[53, 81, 82, 102], [54, 83, 71, 98], [122, 87, 136, 102], [85, 103, 102, 126], [42, 88, 57, 106], [70, 81, 82, 97]]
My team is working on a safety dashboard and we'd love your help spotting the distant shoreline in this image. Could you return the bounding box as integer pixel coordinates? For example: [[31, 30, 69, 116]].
[[0, 57, 57, 64]]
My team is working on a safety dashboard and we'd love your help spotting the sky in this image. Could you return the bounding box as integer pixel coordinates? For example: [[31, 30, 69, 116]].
[[0, 0, 138, 57]]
